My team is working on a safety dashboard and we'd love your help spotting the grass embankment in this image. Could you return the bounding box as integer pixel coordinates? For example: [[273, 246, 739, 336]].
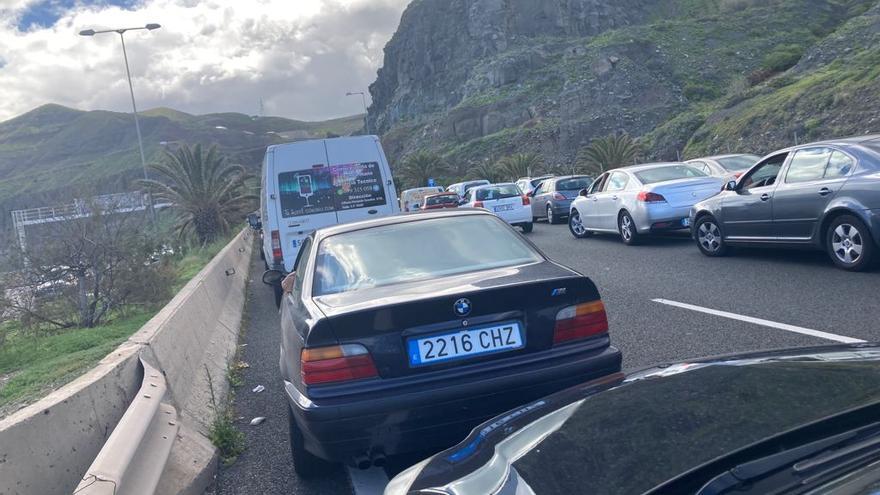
[[0, 235, 235, 415]]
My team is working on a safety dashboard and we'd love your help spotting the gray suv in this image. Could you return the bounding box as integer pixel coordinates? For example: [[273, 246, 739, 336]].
[[690, 135, 880, 271]]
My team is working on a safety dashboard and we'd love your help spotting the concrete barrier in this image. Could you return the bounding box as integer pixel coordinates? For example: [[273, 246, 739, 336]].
[[0, 229, 254, 495]]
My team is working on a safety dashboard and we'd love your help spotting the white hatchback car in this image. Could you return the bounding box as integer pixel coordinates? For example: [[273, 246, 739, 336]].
[[461, 183, 533, 233]]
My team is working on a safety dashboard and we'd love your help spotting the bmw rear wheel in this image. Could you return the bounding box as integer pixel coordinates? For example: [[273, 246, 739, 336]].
[[827, 215, 875, 271], [618, 211, 641, 246], [569, 211, 591, 239], [288, 405, 333, 478], [695, 216, 728, 257]]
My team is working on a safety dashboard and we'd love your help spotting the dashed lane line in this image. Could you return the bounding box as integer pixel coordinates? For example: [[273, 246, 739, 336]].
[[652, 298, 866, 344]]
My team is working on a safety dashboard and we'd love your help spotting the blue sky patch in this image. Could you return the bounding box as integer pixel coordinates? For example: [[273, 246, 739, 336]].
[[17, 0, 141, 31]]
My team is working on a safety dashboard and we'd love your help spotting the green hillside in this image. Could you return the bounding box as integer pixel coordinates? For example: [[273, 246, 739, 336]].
[[369, 0, 880, 169], [0, 105, 364, 231]]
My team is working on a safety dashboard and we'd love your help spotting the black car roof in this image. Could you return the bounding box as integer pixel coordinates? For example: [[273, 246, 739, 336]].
[[312, 208, 491, 240]]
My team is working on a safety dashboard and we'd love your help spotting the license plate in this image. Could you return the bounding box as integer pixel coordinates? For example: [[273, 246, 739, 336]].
[[494, 204, 514, 212], [681, 217, 691, 227], [407, 322, 524, 367]]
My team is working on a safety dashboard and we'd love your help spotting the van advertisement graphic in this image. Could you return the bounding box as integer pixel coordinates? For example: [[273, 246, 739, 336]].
[[278, 162, 386, 218]]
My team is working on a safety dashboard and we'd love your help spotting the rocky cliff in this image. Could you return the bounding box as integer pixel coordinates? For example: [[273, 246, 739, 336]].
[[368, 0, 880, 172]]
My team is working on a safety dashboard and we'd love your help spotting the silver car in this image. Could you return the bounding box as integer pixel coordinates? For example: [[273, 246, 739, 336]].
[[691, 135, 880, 271], [569, 163, 723, 245], [686, 154, 761, 180]]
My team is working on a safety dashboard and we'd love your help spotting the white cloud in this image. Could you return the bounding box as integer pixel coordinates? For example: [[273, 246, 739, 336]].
[[0, 0, 410, 121]]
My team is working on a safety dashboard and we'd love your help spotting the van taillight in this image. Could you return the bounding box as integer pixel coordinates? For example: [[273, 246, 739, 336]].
[[301, 344, 378, 385], [553, 301, 608, 345], [270, 230, 283, 263], [522, 195, 531, 206]]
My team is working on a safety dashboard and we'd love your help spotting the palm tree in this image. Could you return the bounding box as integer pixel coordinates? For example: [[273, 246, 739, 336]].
[[398, 151, 448, 188], [577, 133, 640, 174], [141, 144, 256, 245], [496, 152, 544, 181], [467, 160, 504, 183]]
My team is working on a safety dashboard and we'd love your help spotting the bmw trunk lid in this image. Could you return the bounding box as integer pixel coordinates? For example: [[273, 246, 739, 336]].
[[312, 261, 602, 379]]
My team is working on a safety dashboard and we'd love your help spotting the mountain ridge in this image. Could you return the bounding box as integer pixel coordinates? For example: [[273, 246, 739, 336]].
[[367, 0, 880, 171], [0, 103, 364, 234]]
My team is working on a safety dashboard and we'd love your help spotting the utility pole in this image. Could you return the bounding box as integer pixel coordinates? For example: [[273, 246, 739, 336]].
[[346, 91, 370, 135], [79, 23, 161, 223]]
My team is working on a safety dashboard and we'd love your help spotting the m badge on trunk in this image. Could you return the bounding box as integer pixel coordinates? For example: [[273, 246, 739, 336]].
[[454, 298, 472, 317]]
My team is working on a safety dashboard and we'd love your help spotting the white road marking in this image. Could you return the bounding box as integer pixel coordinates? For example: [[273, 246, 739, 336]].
[[652, 298, 866, 344], [347, 466, 389, 495]]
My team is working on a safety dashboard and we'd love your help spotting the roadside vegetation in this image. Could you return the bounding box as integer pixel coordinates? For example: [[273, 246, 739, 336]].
[[0, 143, 255, 415]]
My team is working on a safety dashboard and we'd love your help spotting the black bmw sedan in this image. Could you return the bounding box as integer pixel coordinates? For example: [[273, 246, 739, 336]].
[[387, 344, 880, 495], [264, 209, 622, 476]]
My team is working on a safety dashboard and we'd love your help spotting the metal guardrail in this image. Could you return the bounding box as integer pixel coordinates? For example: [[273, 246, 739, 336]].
[[74, 358, 179, 495]]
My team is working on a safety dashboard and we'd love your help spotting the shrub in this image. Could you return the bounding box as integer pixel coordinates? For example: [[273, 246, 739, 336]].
[[683, 82, 721, 102], [761, 44, 805, 73]]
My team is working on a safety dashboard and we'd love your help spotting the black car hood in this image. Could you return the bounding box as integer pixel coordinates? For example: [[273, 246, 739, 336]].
[[402, 344, 880, 495], [312, 260, 579, 317]]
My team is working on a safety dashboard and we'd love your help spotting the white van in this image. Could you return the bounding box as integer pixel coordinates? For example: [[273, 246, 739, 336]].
[[400, 186, 444, 212], [260, 135, 399, 276]]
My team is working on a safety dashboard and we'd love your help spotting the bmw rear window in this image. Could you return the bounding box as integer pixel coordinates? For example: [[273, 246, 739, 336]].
[[635, 165, 708, 184], [313, 216, 542, 296]]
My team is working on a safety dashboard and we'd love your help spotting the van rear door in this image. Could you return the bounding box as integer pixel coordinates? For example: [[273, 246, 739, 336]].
[[271, 140, 337, 272], [325, 136, 397, 224]]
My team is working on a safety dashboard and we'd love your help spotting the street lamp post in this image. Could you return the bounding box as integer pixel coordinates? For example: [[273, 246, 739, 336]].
[[79, 23, 161, 222], [346, 91, 370, 135]]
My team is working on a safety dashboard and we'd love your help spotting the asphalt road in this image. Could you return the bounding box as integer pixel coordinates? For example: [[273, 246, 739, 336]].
[[210, 220, 880, 495]]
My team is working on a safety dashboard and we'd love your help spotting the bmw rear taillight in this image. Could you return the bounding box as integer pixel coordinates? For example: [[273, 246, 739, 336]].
[[553, 301, 608, 345], [522, 195, 531, 206], [637, 191, 666, 203], [301, 344, 378, 385], [270, 230, 283, 263], [473, 201, 484, 208], [553, 192, 566, 201]]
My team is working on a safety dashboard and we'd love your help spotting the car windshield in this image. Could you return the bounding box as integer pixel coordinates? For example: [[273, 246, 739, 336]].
[[556, 177, 593, 190], [313, 216, 542, 296], [717, 155, 761, 171], [425, 194, 457, 206], [463, 181, 489, 194], [475, 184, 521, 201], [635, 165, 708, 184]]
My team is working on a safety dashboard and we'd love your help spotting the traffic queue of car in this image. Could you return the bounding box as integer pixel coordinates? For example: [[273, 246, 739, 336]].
[[258, 134, 880, 495]]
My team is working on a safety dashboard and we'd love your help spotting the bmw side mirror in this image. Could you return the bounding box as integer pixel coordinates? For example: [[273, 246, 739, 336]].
[[579, 188, 588, 197], [262, 269, 284, 286], [526, 190, 535, 198], [725, 180, 737, 191]]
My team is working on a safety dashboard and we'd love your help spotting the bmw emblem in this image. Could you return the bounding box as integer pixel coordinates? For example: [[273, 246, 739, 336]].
[[454, 298, 472, 317]]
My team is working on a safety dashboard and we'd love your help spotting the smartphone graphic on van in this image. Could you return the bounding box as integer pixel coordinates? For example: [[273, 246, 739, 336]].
[[297, 174, 314, 205]]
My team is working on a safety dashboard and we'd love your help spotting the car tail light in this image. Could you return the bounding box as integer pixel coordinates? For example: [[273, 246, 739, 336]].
[[270, 230, 283, 263], [301, 344, 378, 385], [522, 195, 531, 206], [637, 191, 666, 203], [553, 192, 566, 201], [553, 301, 608, 345], [473, 201, 484, 208]]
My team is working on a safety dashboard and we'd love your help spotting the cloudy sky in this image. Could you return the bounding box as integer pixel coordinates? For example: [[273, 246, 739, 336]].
[[0, 0, 410, 122]]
